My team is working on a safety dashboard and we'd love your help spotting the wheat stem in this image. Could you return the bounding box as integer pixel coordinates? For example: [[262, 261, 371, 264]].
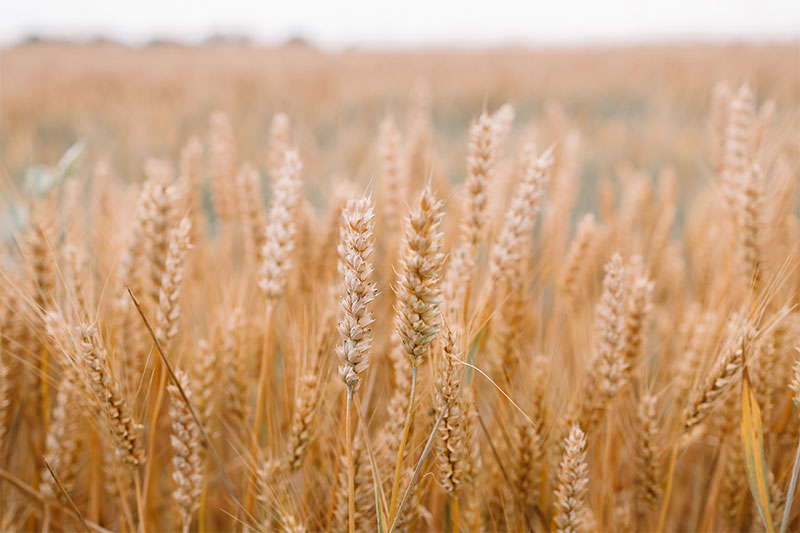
[[781, 431, 800, 533], [346, 386, 355, 533], [389, 364, 417, 523], [451, 494, 459, 533]]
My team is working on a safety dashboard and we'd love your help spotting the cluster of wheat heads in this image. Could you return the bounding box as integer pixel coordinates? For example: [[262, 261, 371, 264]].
[[1, 81, 799, 533]]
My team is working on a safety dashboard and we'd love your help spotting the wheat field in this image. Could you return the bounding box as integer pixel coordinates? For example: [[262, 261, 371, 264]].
[[1, 42, 800, 532]]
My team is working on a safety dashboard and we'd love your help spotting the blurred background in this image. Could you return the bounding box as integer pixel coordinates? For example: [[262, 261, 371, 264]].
[[4, 0, 800, 47], [1, 0, 799, 211]]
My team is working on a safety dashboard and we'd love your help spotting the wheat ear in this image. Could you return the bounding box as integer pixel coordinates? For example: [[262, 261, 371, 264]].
[[168, 370, 203, 533], [554, 424, 590, 533]]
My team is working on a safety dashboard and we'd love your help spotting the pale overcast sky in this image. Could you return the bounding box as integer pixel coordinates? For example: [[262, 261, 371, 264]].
[[2, 0, 799, 48]]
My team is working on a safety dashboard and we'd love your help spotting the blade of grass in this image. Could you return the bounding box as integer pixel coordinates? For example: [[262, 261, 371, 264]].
[[741, 367, 773, 532], [781, 432, 800, 533], [739, 334, 774, 530]]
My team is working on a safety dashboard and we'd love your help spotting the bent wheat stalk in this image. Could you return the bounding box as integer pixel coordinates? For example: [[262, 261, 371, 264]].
[[126, 287, 257, 527]]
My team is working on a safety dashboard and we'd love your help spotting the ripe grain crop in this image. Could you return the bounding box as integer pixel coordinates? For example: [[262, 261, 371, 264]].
[[0, 43, 799, 532]]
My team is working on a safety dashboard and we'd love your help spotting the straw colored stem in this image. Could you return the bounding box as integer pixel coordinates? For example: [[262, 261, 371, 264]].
[[451, 494, 459, 533], [134, 473, 145, 533], [346, 386, 355, 533], [657, 443, 679, 533], [389, 365, 417, 523]]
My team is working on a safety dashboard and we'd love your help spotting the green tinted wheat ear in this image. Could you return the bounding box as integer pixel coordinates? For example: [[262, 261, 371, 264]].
[[156, 217, 192, 351], [555, 424, 590, 533], [259, 149, 303, 307], [335, 196, 378, 389], [168, 370, 203, 533]]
